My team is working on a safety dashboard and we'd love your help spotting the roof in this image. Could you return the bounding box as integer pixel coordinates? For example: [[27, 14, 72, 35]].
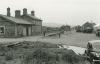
[[83, 22, 92, 26], [82, 22, 95, 27], [27, 14, 42, 21], [0, 14, 32, 24]]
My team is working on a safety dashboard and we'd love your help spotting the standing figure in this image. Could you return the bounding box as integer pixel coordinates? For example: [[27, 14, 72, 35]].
[[87, 42, 93, 52], [43, 31, 46, 37], [58, 33, 61, 38]]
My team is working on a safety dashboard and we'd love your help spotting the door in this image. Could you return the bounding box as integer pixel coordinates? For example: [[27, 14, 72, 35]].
[[26, 27, 29, 36], [23, 27, 27, 36]]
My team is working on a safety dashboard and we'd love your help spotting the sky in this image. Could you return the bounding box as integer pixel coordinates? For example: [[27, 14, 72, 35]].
[[0, 0, 100, 27]]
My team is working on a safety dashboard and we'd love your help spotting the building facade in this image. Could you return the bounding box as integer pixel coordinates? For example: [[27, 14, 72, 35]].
[[0, 7, 42, 37]]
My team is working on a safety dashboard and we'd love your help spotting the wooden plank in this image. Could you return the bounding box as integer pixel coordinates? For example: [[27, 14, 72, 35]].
[[93, 60, 100, 62]]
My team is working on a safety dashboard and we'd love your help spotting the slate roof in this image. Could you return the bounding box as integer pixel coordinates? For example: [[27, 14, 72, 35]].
[[0, 14, 32, 24], [27, 14, 42, 21]]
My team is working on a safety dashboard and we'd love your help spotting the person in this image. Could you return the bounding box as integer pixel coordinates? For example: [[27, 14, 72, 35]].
[[43, 31, 46, 37], [87, 42, 93, 52], [58, 33, 61, 38]]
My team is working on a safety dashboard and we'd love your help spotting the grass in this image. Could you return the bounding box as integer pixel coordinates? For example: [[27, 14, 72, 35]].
[[0, 41, 90, 64], [23, 48, 88, 64]]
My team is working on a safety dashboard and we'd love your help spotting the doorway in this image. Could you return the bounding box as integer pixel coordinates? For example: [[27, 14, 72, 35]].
[[26, 27, 29, 36]]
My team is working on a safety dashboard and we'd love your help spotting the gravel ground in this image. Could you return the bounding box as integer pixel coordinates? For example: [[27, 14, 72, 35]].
[[0, 31, 99, 48]]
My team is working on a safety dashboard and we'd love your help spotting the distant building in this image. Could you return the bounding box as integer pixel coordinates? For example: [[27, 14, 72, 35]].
[[0, 7, 42, 37], [82, 22, 95, 33], [60, 25, 71, 31], [94, 24, 100, 36], [64, 25, 71, 31], [75, 25, 82, 32]]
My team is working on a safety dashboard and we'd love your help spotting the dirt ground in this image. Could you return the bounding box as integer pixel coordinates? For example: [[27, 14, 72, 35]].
[[0, 31, 99, 48]]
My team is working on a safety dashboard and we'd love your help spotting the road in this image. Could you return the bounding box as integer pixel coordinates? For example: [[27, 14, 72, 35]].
[[0, 31, 99, 48]]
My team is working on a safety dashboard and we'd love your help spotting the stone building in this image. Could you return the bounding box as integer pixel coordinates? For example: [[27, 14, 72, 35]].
[[0, 7, 42, 37]]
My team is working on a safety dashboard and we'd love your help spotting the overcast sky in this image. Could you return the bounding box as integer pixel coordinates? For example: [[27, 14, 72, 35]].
[[0, 0, 100, 26]]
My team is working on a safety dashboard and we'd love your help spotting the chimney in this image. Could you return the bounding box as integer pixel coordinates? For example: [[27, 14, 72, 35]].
[[15, 10, 21, 18], [31, 11, 35, 16], [7, 7, 11, 17], [23, 8, 27, 15]]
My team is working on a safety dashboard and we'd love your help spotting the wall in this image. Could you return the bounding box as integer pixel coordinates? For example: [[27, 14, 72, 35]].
[[35, 20, 42, 26], [32, 25, 42, 35], [17, 24, 32, 37], [17, 24, 24, 37], [0, 19, 16, 37], [22, 15, 42, 35]]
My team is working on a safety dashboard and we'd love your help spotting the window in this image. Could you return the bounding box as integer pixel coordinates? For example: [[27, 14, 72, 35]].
[[0, 26, 5, 34]]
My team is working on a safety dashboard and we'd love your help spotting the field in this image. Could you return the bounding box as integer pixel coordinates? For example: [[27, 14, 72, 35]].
[[0, 31, 99, 48], [0, 31, 99, 64]]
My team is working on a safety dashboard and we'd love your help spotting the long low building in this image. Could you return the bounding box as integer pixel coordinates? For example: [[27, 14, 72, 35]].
[[0, 7, 42, 37]]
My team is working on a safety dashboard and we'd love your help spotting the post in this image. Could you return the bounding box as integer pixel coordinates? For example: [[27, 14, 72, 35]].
[[58, 33, 61, 38]]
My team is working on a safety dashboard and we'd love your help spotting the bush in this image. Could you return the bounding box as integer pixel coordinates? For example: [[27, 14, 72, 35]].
[[62, 50, 83, 63], [23, 48, 57, 64]]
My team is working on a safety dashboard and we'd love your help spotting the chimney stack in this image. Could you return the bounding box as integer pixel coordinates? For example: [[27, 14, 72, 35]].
[[15, 10, 21, 18], [23, 8, 27, 15], [31, 11, 35, 16], [7, 7, 11, 17]]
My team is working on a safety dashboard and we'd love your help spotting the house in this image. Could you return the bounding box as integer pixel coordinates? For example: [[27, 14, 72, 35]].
[[82, 22, 95, 33], [0, 7, 42, 37]]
